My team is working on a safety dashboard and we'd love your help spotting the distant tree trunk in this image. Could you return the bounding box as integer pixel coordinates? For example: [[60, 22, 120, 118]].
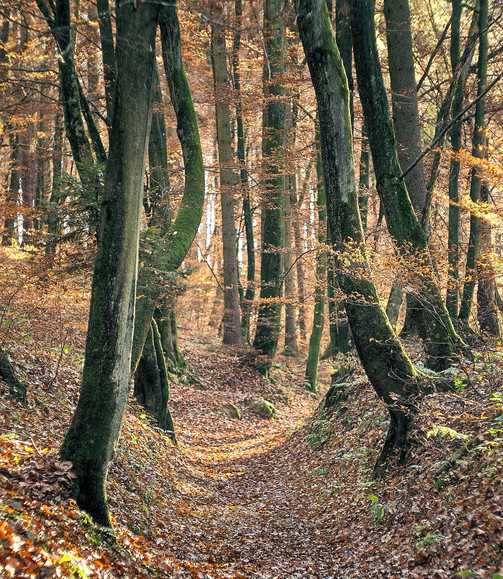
[[3, 136, 19, 245], [476, 182, 499, 336], [291, 170, 307, 340], [458, 0, 488, 327], [210, 5, 243, 345], [350, 0, 465, 371], [446, 0, 463, 318], [296, 0, 430, 475], [358, 123, 370, 230], [423, 4, 479, 227], [20, 119, 37, 244], [60, 2, 160, 527], [283, 177, 299, 355], [46, 111, 64, 257], [253, 0, 286, 375], [232, 0, 255, 343], [305, 130, 327, 392]]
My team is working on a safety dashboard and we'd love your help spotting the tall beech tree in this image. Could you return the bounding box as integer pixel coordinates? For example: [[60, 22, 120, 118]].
[[60, 1, 161, 526], [232, 0, 255, 343], [210, 3, 243, 345], [349, 0, 466, 371], [458, 0, 489, 326], [296, 0, 444, 475], [253, 0, 286, 373], [383, 0, 427, 332]]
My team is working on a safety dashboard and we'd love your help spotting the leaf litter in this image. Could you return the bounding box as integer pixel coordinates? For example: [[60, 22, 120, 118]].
[[0, 253, 502, 578]]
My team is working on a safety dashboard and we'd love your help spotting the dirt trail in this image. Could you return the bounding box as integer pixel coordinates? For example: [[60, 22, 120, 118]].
[[162, 343, 344, 578]]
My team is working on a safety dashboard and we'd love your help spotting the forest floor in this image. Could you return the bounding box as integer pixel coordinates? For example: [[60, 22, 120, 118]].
[[1, 249, 503, 578]]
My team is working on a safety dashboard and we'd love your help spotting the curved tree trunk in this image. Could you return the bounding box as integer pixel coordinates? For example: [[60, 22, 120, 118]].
[[296, 0, 426, 476], [350, 0, 466, 371], [131, 4, 205, 372], [60, 2, 160, 527]]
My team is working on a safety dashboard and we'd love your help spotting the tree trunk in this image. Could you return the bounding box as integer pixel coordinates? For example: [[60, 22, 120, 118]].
[[210, 5, 243, 345], [131, 4, 205, 372], [134, 319, 176, 441], [0, 346, 26, 403], [3, 136, 19, 245], [383, 0, 428, 335], [46, 111, 64, 257], [283, 177, 299, 356], [446, 0, 463, 318], [476, 182, 499, 336], [296, 0, 425, 475], [155, 297, 186, 373], [458, 0, 488, 326], [358, 123, 370, 230], [232, 0, 255, 343], [60, 2, 160, 527], [97, 0, 116, 127], [305, 130, 327, 392], [350, 0, 465, 371], [253, 0, 286, 374]]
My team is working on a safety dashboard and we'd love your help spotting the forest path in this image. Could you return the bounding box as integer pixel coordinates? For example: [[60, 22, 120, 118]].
[[161, 340, 347, 578]]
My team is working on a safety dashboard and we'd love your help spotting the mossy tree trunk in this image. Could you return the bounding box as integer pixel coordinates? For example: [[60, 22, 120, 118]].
[[305, 128, 327, 392], [296, 0, 429, 476], [458, 0, 488, 327], [283, 186, 299, 356], [59, 1, 160, 527], [350, 0, 465, 371], [35, 0, 99, 195], [134, 319, 176, 442], [135, 68, 182, 433], [210, 4, 243, 345], [446, 0, 463, 318], [0, 346, 26, 403], [155, 296, 186, 374], [252, 0, 286, 374], [131, 3, 205, 372]]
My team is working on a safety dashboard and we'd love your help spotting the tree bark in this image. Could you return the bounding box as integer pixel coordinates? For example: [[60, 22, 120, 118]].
[[134, 319, 176, 441], [446, 0, 463, 318], [296, 0, 426, 475], [60, 1, 160, 527], [232, 0, 255, 343], [253, 0, 286, 373], [458, 0, 488, 326], [210, 5, 243, 345], [305, 129, 327, 392], [350, 0, 465, 371], [131, 3, 205, 372]]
